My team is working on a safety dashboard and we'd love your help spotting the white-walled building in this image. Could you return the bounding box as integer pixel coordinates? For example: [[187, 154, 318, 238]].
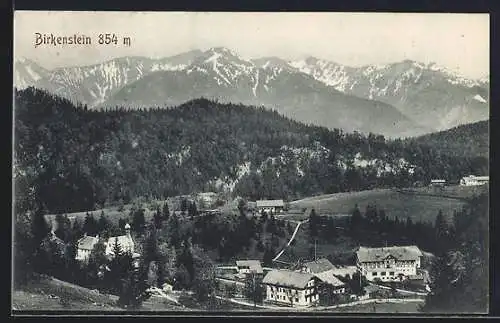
[[460, 175, 489, 186], [105, 223, 135, 257], [75, 235, 99, 262], [356, 245, 423, 282], [262, 270, 320, 307], [256, 200, 285, 214]]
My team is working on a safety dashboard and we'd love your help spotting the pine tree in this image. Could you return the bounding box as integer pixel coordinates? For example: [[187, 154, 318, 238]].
[[166, 214, 180, 248], [153, 207, 163, 229], [98, 212, 111, 236], [422, 251, 459, 312], [132, 208, 146, 233], [118, 260, 151, 309], [162, 202, 170, 221], [83, 212, 98, 236], [188, 201, 198, 217]]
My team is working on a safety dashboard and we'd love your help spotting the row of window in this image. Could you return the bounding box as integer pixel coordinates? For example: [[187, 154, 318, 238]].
[[372, 271, 395, 276], [363, 261, 415, 269], [270, 294, 299, 303]]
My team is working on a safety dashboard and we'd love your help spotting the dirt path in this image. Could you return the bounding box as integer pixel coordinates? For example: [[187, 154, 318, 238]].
[[272, 218, 308, 262]]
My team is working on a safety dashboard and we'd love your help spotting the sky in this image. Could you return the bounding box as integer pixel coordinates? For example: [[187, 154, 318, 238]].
[[14, 11, 489, 79]]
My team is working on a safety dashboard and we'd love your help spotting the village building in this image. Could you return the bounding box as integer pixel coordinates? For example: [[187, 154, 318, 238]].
[[300, 258, 347, 294], [75, 234, 99, 262], [262, 269, 320, 307], [256, 199, 285, 214], [356, 245, 423, 282], [196, 192, 218, 208], [460, 175, 489, 186], [104, 223, 140, 266], [236, 260, 264, 275], [429, 179, 446, 187]]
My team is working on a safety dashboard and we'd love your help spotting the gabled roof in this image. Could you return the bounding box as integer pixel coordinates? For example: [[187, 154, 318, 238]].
[[236, 260, 263, 273], [303, 258, 335, 273], [262, 270, 315, 289], [77, 236, 99, 250], [356, 245, 423, 263], [256, 200, 284, 208], [314, 270, 346, 287]]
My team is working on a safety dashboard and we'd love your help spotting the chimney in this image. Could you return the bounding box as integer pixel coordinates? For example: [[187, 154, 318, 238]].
[[96, 234, 99, 240]]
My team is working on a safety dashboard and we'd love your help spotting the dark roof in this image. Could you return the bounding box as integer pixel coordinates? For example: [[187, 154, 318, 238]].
[[77, 236, 99, 250], [236, 260, 263, 273], [303, 258, 335, 273], [356, 245, 423, 263], [314, 271, 346, 287], [262, 270, 315, 289]]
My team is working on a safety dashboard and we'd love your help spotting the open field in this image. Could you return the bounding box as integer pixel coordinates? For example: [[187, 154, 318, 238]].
[[399, 184, 488, 200], [289, 188, 471, 224], [333, 299, 423, 313]]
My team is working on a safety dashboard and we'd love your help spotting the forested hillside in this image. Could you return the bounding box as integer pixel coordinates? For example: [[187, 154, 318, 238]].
[[408, 120, 489, 159], [14, 87, 488, 215], [422, 192, 488, 313]]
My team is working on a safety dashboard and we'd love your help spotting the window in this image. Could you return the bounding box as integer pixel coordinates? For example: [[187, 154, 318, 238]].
[[372, 272, 378, 276], [381, 272, 386, 276], [295, 297, 299, 302], [390, 272, 394, 276]]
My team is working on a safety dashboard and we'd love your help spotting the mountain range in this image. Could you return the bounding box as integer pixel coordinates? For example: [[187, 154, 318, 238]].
[[14, 47, 489, 138]]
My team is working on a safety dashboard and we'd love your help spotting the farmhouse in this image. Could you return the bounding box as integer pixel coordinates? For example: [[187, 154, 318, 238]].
[[356, 245, 423, 282], [236, 260, 264, 275], [460, 175, 489, 186], [75, 234, 99, 262], [256, 199, 285, 214], [301, 258, 335, 274], [429, 179, 446, 187], [262, 269, 320, 307], [299, 258, 346, 294]]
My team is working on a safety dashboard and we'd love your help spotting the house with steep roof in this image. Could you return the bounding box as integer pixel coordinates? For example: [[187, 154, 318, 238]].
[[356, 245, 423, 282], [75, 234, 99, 262], [236, 260, 264, 275], [301, 258, 335, 274], [262, 269, 320, 307], [299, 258, 346, 294], [256, 199, 285, 214]]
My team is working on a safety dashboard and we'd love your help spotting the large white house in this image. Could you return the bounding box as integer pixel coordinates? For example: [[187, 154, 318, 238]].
[[356, 245, 423, 282], [262, 270, 320, 307], [75, 234, 99, 262], [460, 175, 489, 186]]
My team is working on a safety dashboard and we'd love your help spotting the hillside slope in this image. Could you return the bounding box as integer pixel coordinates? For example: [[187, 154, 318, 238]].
[[14, 88, 488, 215], [407, 120, 489, 159]]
